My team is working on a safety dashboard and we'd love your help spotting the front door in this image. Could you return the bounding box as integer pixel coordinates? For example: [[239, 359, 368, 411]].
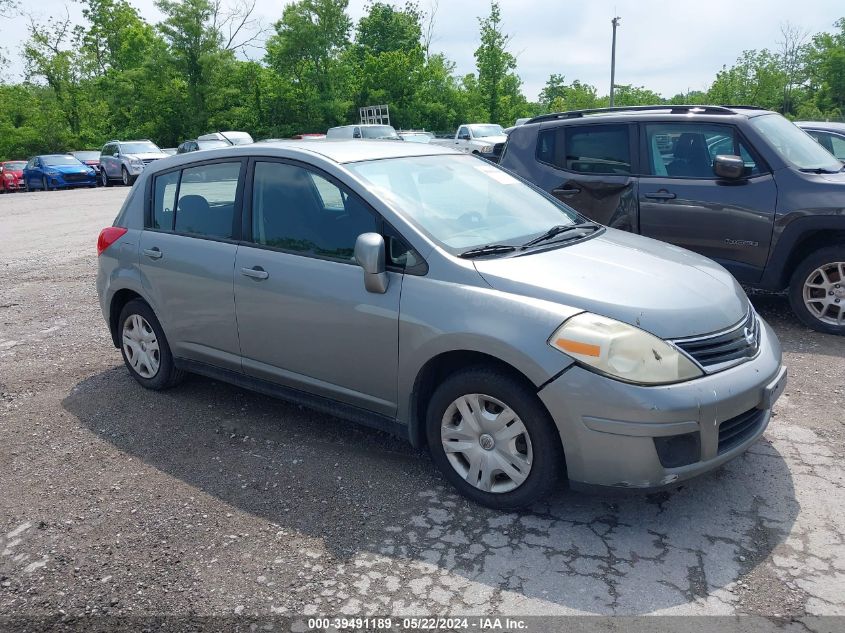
[[139, 159, 245, 370], [637, 122, 777, 283], [234, 159, 402, 416]]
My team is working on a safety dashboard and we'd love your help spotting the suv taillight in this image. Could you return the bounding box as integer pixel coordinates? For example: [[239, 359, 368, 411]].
[[97, 227, 127, 256]]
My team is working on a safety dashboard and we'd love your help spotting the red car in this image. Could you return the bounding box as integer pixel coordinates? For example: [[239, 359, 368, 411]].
[[0, 161, 26, 193]]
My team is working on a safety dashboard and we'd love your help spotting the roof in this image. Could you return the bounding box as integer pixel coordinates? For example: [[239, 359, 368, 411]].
[[796, 121, 845, 133], [525, 105, 774, 126], [234, 139, 458, 163]]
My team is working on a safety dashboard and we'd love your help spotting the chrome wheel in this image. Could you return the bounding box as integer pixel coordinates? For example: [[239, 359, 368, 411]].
[[440, 393, 533, 493], [121, 167, 129, 186], [122, 314, 160, 379], [803, 261, 845, 326], [101, 169, 108, 186]]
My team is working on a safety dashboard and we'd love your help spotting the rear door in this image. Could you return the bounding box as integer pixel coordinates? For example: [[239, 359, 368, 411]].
[[139, 159, 245, 370], [533, 122, 639, 229], [637, 122, 777, 283], [234, 158, 402, 415]]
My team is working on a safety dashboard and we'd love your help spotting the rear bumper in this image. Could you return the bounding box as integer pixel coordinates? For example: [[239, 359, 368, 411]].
[[538, 317, 785, 490]]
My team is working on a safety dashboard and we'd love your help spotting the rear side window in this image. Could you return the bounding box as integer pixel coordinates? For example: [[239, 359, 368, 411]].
[[537, 124, 631, 174], [645, 123, 762, 178], [250, 161, 378, 261], [150, 161, 241, 239]]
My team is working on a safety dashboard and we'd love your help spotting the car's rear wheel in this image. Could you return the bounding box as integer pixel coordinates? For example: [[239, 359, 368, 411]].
[[789, 247, 845, 335], [425, 367, 564, 509], [118, 299, 185, 390]]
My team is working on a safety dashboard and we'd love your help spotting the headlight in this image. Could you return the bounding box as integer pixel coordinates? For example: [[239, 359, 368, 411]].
[[129, 159, 144, 167], [548, 312, 703, 385], [3, 173, 13, 179], [45, 170, 59, 176]]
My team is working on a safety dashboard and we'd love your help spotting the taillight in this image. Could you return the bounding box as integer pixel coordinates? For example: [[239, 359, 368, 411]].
[[97, 226, 128, 256]]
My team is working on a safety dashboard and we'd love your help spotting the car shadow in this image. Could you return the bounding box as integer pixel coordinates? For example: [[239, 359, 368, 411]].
[[62, 368, 799, 614]]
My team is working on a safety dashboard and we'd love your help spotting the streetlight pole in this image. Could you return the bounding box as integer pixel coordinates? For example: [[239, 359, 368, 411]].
[[610, 16, 621, 107]]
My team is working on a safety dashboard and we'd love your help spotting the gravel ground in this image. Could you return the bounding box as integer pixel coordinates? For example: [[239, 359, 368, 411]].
[[1, 187, 844, 625]]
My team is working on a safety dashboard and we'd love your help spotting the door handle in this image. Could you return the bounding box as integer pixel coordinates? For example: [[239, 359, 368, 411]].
[[241, 266, 269, 280], [552, 186, 581, 196], [644, 191, 677, 200], [143, 247, 162, 259]]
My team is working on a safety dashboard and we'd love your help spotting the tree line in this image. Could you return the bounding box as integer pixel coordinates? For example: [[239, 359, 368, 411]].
[[0, 0, 843, 159]]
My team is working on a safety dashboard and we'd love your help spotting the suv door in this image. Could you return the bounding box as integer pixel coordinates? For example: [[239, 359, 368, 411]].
[[637, 122, 777, 283], [100, 144, 117, 179], [534, 123, 638, 229], [140, 159, 245, 369], [234, 159, 401, 415]]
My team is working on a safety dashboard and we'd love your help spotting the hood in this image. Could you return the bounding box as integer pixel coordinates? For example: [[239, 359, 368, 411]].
[[50, 163, 94, 173], [127, 153, 166, 161], [472, 228, 749, 339], [3, 169, 23, 176], [475, 134, 508, 144]]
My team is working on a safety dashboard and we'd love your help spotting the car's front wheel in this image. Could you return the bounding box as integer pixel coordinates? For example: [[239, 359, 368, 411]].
[[789, 246, 845, 335], [101, 168, 111, 187], [121, 167, 134, 186], [118, 299, 185, 390], [425, 367, 564, 509]]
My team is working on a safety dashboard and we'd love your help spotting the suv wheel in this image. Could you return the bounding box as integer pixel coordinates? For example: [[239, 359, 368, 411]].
[[425, 367, 564, 509], [101, 168, 111, 187], [789, 247, 845, 335], [118, 299, 185, 389], [121, 166, 133, 186]]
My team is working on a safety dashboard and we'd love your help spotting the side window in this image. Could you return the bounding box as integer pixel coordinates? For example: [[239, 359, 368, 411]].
[[458, 126, 469, 139], [251, 161, 378, 261], [174, 162, 240, 238], [830, 134, 845, 161], [152, 171, 179, 230], [645, 123, 762, 178], [384, 223, 425, 273], [807, 131, 834, 154], [537, 125, 631, 174]]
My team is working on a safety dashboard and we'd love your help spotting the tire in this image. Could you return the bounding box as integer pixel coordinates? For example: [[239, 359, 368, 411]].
[[121, 166, 135, 186], [118, 299, 185, 390], [425, 367, 564, 509], [101, 168, 111, 187], [42, 176, 50, 191], [788, 246, 845, 335]]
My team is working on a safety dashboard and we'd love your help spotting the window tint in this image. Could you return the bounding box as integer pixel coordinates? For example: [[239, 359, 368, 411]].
[[251, 162, 378, 261], [173, 162, 240, 238], [537, 125, 631, 174], [809, 131, 845, 160], [153, 171, 179, 230], [646, 123, 762, 178]]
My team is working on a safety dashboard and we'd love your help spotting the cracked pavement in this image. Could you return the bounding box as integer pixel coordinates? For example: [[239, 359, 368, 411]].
[[1, 188, 844, 621]]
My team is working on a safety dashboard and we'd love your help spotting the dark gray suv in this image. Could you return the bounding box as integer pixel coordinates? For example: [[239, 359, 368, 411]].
[[500, 105, 845, 335]]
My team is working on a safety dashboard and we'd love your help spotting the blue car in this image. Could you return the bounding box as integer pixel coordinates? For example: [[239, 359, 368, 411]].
[[23, 154, 98, 191]]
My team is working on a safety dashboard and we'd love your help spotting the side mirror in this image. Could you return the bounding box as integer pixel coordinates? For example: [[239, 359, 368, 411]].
[[713, 154, 746, 180], [113, 152, 120, 158], [354, 232, 389, 294]]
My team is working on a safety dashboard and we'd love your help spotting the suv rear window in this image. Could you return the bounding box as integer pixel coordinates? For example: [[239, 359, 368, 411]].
[[537, 124, 631, 174]]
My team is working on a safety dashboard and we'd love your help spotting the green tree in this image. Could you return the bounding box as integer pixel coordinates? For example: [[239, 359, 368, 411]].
[[805, 18, 845, 116], [473, 1, 522, 124]]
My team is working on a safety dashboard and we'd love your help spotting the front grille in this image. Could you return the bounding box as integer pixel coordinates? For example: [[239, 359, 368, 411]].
[[63, 173, 89, 182], [718, 408, 766, 453], [141, 158, 159, 165], [673, 310, 760, 372]]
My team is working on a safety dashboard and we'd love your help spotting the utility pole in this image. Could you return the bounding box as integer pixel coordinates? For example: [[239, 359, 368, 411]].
[[610, 16, 621, 107]]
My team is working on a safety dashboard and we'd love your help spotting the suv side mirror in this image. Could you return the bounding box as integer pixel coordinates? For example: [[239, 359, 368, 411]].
[[113, 152, 120, 158], [713, 154, 746, 180], [354, 233, 389, 294]]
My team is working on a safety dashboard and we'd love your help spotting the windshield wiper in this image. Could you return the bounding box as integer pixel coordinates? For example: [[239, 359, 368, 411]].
[[521, 222, 598, 248], [459, 244, 517, 258], [799, 167, 840, 174]]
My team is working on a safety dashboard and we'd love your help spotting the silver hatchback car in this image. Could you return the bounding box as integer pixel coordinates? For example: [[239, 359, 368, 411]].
[[96, 141, 787, 509]]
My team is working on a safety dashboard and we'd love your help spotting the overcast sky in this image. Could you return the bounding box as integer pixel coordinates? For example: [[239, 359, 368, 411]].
[[1, 0, 843, 100]]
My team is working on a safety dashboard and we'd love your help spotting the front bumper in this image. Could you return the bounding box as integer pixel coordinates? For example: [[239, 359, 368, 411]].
[[538, 317, 785, 489], [51, 174, 98, 188], [127, 163, 145, 175], [2, 178, 24, 191]]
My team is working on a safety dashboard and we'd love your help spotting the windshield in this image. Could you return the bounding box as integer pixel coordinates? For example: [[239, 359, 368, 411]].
[[3, 161, 26, 170], [750, 114, 841, 172], [400, 133, 432, 143], [361, 126, 399, 139], [347, 155, 582, 251], [73, 151, 99, 161], [469, 124, 504, 138], [43, 155, 83, 166], [197, 139, 230, 150], [120, 141, 161, 154]]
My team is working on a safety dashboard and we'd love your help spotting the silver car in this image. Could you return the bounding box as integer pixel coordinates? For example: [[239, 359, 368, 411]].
[[100, 139, 169, 187], [96, 141, 787, 509]]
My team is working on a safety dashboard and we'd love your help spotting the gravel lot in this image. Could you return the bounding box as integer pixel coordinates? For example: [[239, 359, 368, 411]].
[[1, 187, 844, 624]]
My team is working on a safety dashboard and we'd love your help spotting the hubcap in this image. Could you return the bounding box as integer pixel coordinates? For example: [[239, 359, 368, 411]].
[[122, 314, 160, 379], [803, 262, 845, 326], [440, 393, 533, 493]]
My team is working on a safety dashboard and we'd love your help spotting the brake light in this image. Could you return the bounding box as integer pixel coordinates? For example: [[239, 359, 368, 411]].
[[97, 227, 128, 256]]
